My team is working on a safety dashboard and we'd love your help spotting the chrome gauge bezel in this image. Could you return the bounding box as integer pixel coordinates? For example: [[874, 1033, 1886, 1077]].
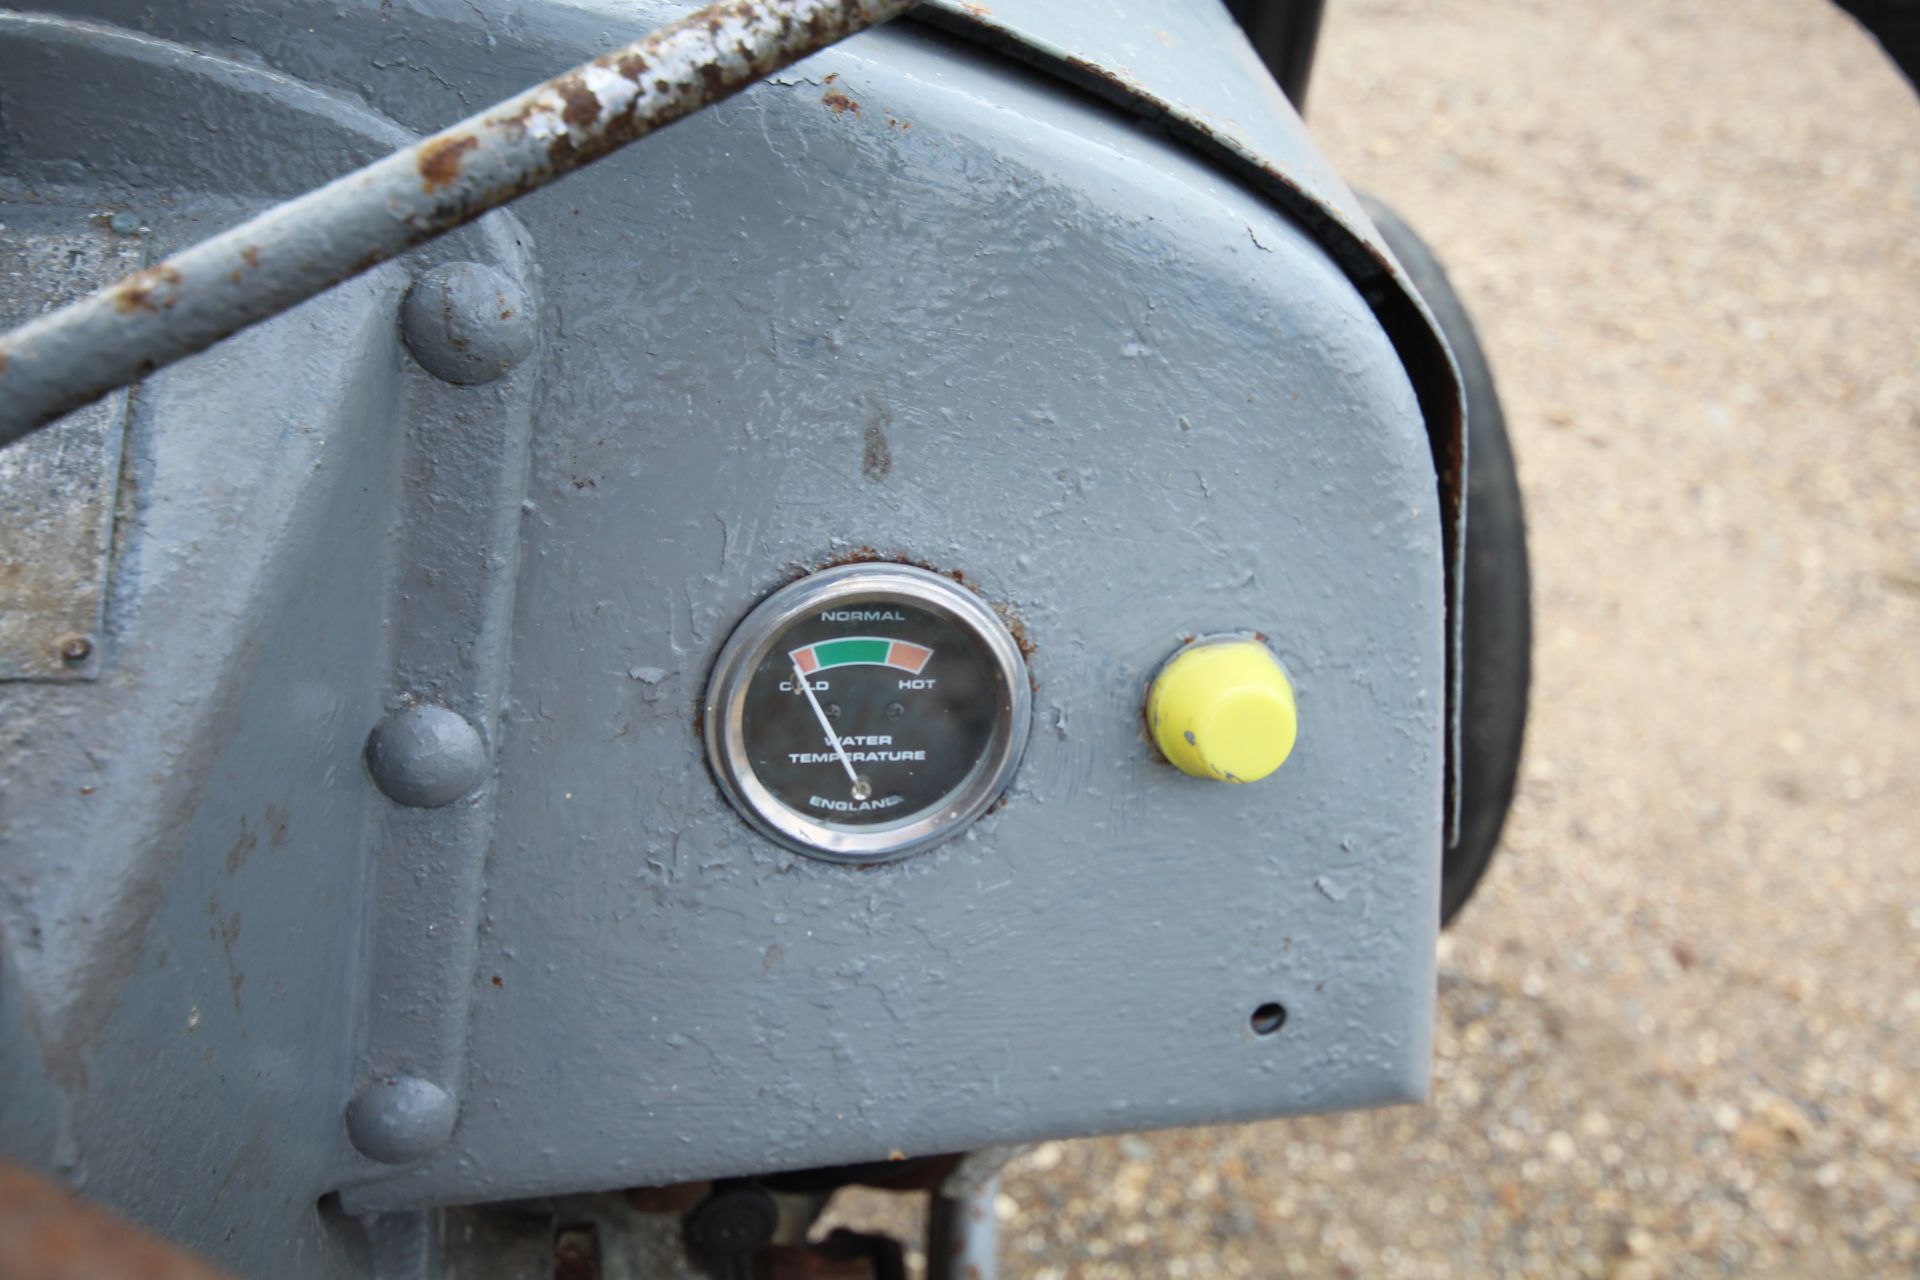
[[703, 564, 1031, 864]]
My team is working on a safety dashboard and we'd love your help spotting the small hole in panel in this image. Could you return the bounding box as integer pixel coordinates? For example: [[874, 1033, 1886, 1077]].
[[1249, 1002, 1288, 1036]]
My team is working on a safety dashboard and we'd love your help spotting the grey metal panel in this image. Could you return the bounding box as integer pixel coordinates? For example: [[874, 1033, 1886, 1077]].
[[0, 10, 408, 199], [0, 216, 140, 680], [38, 0, 1466, 835], [0, 266, 407, 1280], [0, 1, 1449, 1262], [0, 17, 531, 1276], [343, 25, 1441, 1210], [913, 0, 1469, 838], [919, 0, 1377, 235], [0, 0, 912, 445], [350, 216, 543, 1173]]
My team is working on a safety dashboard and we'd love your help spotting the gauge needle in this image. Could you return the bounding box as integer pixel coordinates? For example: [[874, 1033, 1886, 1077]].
[[793, 659, 869, 799]]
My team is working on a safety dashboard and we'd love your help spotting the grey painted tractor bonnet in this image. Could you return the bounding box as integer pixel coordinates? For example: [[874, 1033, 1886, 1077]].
[[0, 1, 1462, 1275]]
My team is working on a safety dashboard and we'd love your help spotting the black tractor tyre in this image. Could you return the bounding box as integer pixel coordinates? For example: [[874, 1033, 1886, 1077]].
[[1360, 195, 1533, 927]]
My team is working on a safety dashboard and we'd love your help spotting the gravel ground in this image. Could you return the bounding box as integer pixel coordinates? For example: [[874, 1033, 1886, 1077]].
[[828, 2, 1920, 1275]]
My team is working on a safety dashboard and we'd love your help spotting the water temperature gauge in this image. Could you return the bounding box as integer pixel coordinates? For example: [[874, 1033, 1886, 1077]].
[[704, 564, 1031, 863]]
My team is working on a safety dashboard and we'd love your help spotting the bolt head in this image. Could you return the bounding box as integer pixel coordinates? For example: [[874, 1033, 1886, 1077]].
[[59, 636, 93, 664], [346, 1075, 457, 1164], [365, 704, 488, 808], [684, 1185, 779, 1258], [400, 261, 535, 385]]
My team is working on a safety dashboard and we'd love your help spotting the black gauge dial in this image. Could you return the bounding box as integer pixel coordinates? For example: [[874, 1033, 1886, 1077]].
[[704, 565, 1030, 863]]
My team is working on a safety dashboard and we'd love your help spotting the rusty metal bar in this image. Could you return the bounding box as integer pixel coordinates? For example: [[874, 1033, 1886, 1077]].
[[926, 1171, 1002, 1280], [0, 0, 913, 449]]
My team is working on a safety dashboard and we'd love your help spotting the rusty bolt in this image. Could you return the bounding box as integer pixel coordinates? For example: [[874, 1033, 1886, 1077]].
[[684, 1184, 779, 1260], [552, 1225, 603, 1280], [59, 635, 93, 664]]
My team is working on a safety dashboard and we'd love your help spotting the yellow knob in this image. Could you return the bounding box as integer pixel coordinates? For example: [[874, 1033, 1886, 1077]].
[[1147, 637, 1298, 783]]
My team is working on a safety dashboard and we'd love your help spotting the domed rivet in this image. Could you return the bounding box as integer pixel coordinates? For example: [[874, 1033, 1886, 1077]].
[[345, 1075, 457, 1164], [365, 704, 487, 808], [400, 262, 534, 385]]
